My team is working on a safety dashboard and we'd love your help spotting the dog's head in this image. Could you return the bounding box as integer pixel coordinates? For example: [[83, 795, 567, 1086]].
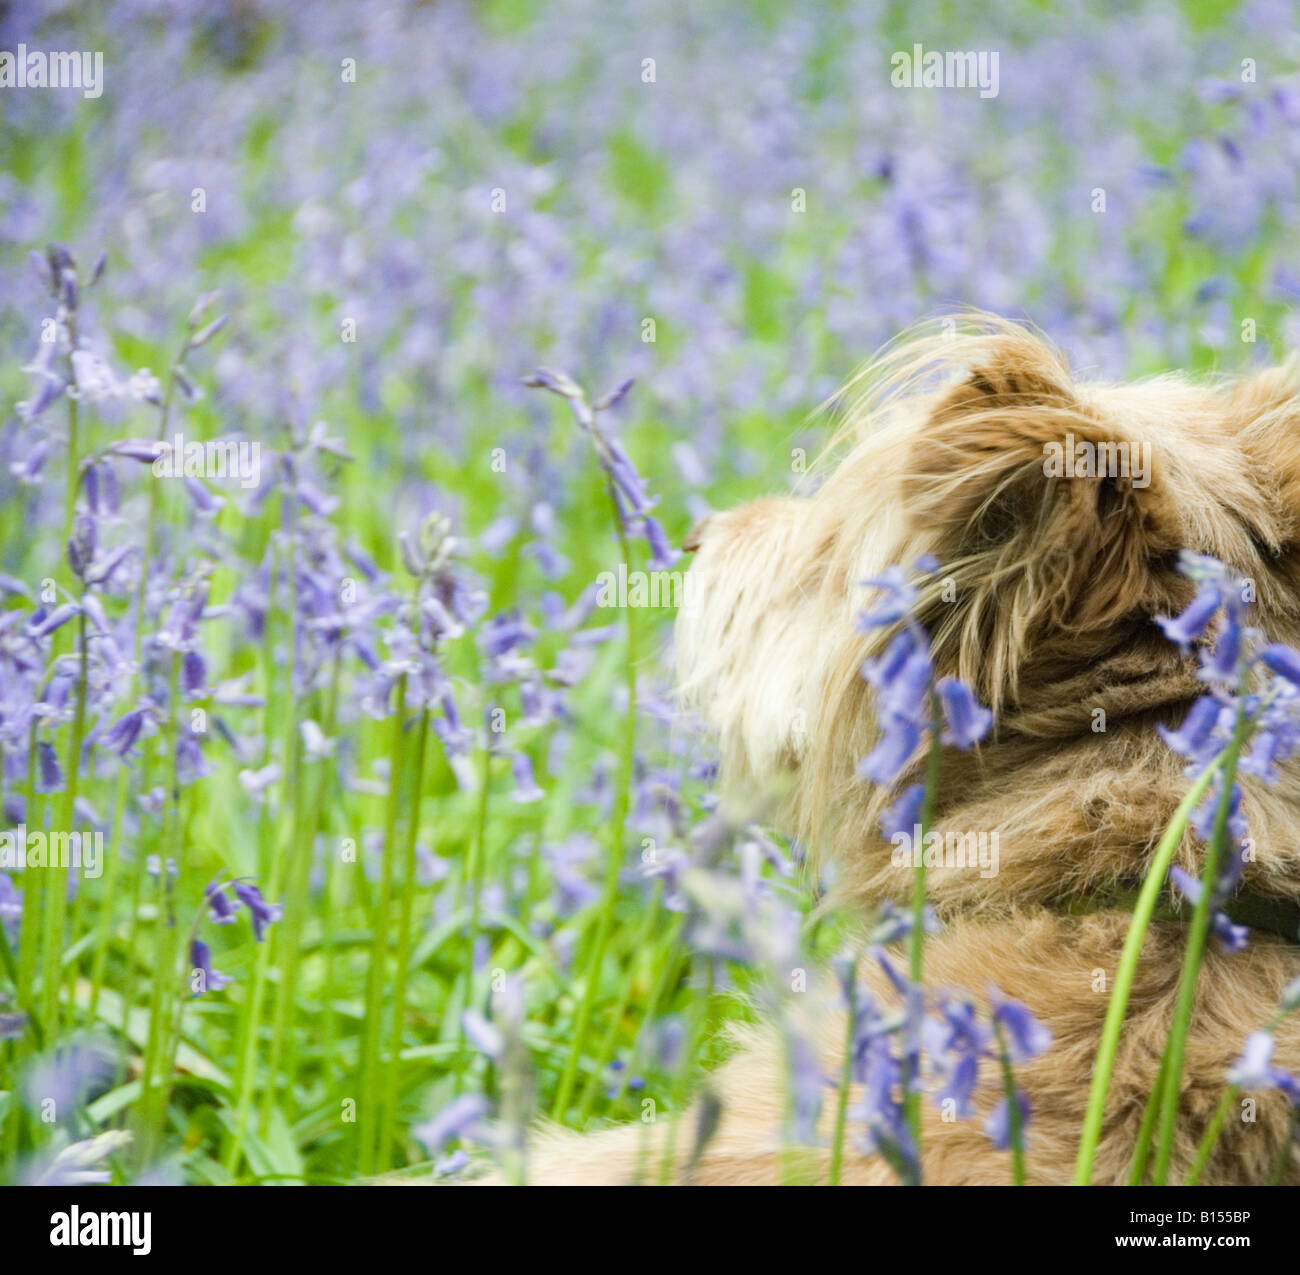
[[676, 316, 1300, 910]]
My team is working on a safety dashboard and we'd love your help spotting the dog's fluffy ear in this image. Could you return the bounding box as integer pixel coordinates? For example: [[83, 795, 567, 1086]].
[[902, 336, 1172, 708]]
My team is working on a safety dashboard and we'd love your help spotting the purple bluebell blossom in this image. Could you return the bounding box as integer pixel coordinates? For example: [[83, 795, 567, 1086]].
[[413, 1094, 489, 1154], [1227, 1030, 1300, 1101], [985, 1090, 1032, 1151], [880, 784, 925, 841], [988, 986, 1053, 1062], [1169, 865, 1250, 951], [1156, 588, 1221, 650], [0, 873, 22, 928], [855, 559, 991, 802], [34, 741, 63, 793], [28, 604, 80, 640], [189, 939, 232, 995], [1158, 695, 1222, 760], [232, 882, 284, 941], [461, 1009, 505, 1059], [936, 677, 993, 749], [205, 879, 238, 926], [785, 1033, 824, 1145], [857, 717, 921, 787], [858, 566, 920, 630]]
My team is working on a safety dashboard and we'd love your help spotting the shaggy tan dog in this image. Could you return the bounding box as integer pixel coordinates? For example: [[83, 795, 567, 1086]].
[[524, 317, 1300, 1185]]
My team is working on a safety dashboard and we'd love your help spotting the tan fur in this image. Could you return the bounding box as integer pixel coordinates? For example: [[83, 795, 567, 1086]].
[[524, 315, 1300, 1185]]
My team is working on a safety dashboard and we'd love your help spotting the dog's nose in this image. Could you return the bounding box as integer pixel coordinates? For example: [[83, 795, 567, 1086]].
[[682, 515, 712, 553]]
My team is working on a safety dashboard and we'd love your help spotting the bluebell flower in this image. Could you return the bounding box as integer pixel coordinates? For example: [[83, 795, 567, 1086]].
[[1189, 774, 1247, 845], [785, 1034, 824, 1145], [867, 901, 939, 946], [413, 1094, 489, 1154], [1169, 866, 1250, 951], [205, 879, 238, 926], [989, 986, 1053, 1061], [985, 1090, 1032, 1151], [461, 1009, 505, 1059], [478, 611, 537, 660], [855, 559, 992, 814], [1227, 1030, 1300, 1100], [1158, 695, 1221, 759], [1240, 729, 1279, 782], [29, 603, 79, 640], [1260, 643, 1300, 687], [0, 873, 21, 927], [508, 752, 544, 803], [181, 650, 208, 699], [876, 647, 933, 724], [643, 515, 680, 571], [862, 629, 919, 692], [857, 717, 921, 787], [434, 1150, 471, 1178], [1156, 587, 1221, 650], [858, 566, 919, 629], [232, 882, 283, 941], [34, 741, 63, 793], [936, 677, 993, 749], [926, 995, 991, 1119], [189, 939, 232, 995]]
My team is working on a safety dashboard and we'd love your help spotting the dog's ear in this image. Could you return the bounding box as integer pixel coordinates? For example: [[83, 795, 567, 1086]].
[[902, 336, 1172, 706], [1229, 364, 1300, 513]]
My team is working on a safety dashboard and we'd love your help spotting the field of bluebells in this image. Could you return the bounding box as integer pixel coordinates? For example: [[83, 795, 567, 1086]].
[[2, 0, 1300, 1188]]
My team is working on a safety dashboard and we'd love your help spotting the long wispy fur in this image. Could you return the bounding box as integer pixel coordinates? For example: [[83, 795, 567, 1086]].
[[519, 314, 1300, 1185]]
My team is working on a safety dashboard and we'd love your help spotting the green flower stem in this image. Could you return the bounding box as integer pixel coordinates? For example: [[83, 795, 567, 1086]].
[[828, 955, 858, 1185], [1269, 1109, 1297, 1184], [992, 1018, 1027, 1185], [576, 881, 664, 1120], [1072, 753, 1225, 1185], [3, 738, 42, 1170], [1185, 1086, 1236, 1186], [357, 672, 408, 1175], [61, 608, 93, 1012], [225, 497, 295, 1177], [1184, 1001, 1293, 1184], [15, 730, 42, 1010], [1151, 680, 1253, 1185], [657, 955, 714, 1185], [380, 705, 431, 1158], [38, 610, 88, 1038], [608, 911, 687, 1105], [0, 902, 44, 1178], [1125, 1049, 1170, 1184], [62, 394, 79, 554], [450, 742, 495, 1097], [902, 693, 943, 1165], [550, 476, 637, 1122], [135, 650, 184, 1166], [91, 335, 182, 1031], [317, 652, 345, 1095], [260, 728, 312, 1131]]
